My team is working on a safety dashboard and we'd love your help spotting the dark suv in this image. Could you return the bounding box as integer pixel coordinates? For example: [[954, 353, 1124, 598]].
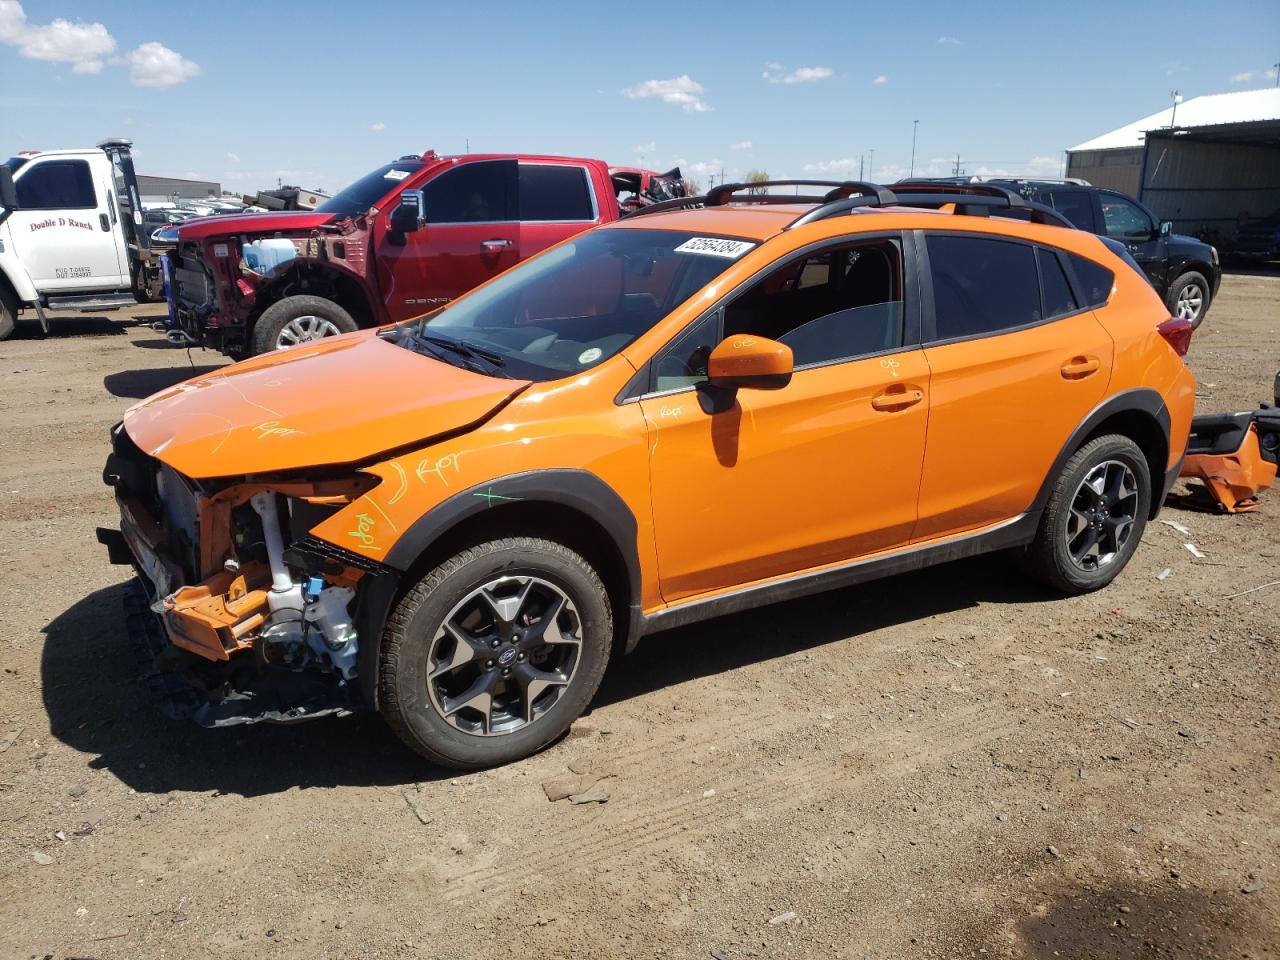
[[901, 178, 1221, 328]]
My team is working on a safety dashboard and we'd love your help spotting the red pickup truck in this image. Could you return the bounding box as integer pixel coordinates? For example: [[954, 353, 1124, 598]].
[[166, 152, 686, 357]]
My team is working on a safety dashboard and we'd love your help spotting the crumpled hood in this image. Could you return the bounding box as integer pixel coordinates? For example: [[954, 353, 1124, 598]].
[[176, 210, 335, 241], [122, 330, 529, 479]]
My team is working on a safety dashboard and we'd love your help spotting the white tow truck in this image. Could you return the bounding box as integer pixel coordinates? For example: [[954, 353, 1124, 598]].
[[0, 138, 164, 340]]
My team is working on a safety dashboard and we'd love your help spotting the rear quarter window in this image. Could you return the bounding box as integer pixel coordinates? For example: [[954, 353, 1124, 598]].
[[1065, 252, 1116, 307], [519, 165, 595, 222]]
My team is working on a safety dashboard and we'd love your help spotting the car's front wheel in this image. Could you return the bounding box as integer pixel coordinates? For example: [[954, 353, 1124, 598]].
[[1167, 271, 1211, 329], [379, 537, 613, 769], [251, 295, 358, 356], [1026, 434, 1151, 594]]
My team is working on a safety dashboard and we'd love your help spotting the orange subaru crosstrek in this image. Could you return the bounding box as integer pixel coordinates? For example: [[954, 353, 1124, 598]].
[[100, 181, 1197, 768]]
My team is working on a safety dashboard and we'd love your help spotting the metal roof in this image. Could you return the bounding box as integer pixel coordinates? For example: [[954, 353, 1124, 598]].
[[1068, 87, 1280, 152]]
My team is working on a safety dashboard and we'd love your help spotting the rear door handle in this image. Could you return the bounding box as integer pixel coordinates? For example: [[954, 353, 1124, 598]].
[[481, 239, 512, 253], [99, 213, 110, 231], [1061, 356, 1101, 379], [871, 387, 924, 411]]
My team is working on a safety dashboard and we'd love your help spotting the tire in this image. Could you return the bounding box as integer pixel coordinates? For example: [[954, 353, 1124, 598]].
[[250, 295, 357, 356], [0, 294, 14, 341], [1166, 271, 1211, 330], [379, 537, 613, 769], [1026, 434, 1151, 595], [131, 263, 163, 304]]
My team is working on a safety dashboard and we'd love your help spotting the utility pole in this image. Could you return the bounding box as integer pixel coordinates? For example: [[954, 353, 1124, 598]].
[[952, 154, 964, 177], [1169, 90, 1182, 127], [859, 154, 864, 179], [868, 148, 874, 180], [1274, 60, 1279, 86], [465, 137, 470, 154], [909, 120, 919, 177]]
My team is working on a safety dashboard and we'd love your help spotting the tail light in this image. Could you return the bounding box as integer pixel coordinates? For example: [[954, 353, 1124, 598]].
[[1156, 316, 1194, 357]]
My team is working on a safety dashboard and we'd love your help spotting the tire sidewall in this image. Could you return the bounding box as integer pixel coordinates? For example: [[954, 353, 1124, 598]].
[[1043, 437, 1151, 592], [251, 296, 357, 356], [386, 542, 611, 768]]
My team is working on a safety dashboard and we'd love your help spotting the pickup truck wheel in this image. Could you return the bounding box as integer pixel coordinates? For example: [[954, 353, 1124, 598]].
[[251, 295, 358, 355], [131, 264, 164, 304], [0, 295, 15, 341], [1025, 434, 1151, 595], [379, 537, 612, 769], [1167, 271, 1210, 329]]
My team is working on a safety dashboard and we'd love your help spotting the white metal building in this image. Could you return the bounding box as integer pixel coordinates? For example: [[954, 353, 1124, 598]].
[[1066, 88, 1280, 239]]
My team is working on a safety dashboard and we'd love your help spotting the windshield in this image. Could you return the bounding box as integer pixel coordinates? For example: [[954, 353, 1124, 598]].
[[316, 160, 424, 217], [395, 228, 755, 381]]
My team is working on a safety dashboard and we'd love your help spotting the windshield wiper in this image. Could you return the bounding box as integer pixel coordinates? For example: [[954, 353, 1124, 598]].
[[415, 331, 509, 377]]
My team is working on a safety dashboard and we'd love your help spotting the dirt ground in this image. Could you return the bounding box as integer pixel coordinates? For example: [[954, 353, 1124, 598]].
[[0, 277, 1277, 960]]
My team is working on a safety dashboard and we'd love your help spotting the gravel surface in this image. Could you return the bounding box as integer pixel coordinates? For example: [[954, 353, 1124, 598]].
[[0, 278, 1277, 959]]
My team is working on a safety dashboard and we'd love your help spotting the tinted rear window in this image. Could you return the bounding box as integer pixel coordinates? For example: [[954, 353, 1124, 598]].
[[1065, 252, 1115, 307], [1045, 190, 1096, 231], [927, 235, 1041, 340], [1038, 247, 1079, 319], [519, 164, 595, 221]]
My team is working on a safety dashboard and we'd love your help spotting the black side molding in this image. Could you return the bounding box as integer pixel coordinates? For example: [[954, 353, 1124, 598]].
[[641, 512, 1038, 637]]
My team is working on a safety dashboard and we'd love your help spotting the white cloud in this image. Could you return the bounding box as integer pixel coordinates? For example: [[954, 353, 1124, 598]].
[[370, 121, 385, 132], [762, 64, 833, 85], [226, 152, 240, 163], [620, 75, 711, 113], [0, 1, 115, 74], [730, 140, 752, 150], [970, 155, 1064, 178], [873, 75, 888, 85], [632, 140, 655, 154], [0, 5, 199, 87], [685, 160, 722, 178], [1231, 70, 1255, 83], [125, 41, 200, 87], [937, 36, 961, 45]]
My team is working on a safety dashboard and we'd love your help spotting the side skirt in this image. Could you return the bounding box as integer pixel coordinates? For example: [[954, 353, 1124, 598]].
[[640, 511, 1039, 637]]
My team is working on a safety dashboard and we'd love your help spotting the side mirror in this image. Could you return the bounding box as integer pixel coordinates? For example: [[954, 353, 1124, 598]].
[[389, 189, 424, 233], [707, 335, 793, 391], [0, 165, 17, 212], [1160, 220, 1172, 237]]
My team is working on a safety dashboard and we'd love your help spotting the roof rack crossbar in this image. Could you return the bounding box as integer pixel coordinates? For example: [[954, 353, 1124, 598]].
[[705, 179, 897, 207]]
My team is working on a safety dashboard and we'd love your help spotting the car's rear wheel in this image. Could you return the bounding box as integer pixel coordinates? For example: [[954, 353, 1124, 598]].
[[1026, 434, 1151, 594], [1167, 271, 1210, 329], [251, 295, 358, 356], [379, 537, 612, 769]]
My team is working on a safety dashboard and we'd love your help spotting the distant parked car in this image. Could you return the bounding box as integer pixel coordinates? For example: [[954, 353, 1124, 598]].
[[901, 178, 1221, 328], [1227, 208, 1280, 264]]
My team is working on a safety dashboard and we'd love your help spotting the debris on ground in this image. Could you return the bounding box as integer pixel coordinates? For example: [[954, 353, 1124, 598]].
[[0, 727, 23, 752], [567, 784, 610, 805], [1157, 567, 1173, 581], [1183, 543, 1206, 559], [402, 787, 431, 825], [31, 850, 53, 865], [768, 911, 798, 925], [1222, 579, 1280, 600], [1160, 519, 1192, 535]]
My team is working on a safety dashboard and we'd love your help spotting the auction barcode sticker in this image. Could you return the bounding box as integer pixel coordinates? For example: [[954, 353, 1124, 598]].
[[674, 237, 756, 259], [384, 169, 411, 180]]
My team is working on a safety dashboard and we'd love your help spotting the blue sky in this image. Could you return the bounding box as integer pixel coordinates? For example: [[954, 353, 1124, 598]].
[[2, 0, 1278, 194]]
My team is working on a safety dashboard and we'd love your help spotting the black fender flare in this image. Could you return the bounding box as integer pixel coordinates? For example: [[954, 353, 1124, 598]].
[[1029, 387, 1172, 520], [356, 469, 643, 709]]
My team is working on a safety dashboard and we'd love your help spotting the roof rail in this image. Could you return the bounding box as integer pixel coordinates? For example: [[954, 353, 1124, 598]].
[[622, 178, 1077, 230]]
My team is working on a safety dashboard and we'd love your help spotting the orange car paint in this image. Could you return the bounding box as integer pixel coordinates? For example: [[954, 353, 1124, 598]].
[[118, 201, 1196, 662]]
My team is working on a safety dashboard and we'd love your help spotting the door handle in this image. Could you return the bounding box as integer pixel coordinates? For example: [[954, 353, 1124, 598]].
[[1061, 356, 1101, 380], [100, 213, 110, 231], [871, 387, 924, 411], [481, 239, 512, 253]]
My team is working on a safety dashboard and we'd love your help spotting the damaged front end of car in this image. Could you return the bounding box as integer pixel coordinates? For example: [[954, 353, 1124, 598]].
[[97, 424, 388, 726]]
